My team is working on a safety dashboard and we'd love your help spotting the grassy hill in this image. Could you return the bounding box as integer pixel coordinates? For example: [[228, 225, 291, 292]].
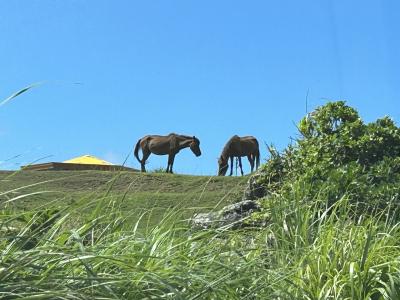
[[2, 102, 400, 298], [0, 170, 248, 229]]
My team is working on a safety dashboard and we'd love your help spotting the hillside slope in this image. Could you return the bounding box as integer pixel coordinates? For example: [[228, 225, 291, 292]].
[[0, 170, 248, 227]]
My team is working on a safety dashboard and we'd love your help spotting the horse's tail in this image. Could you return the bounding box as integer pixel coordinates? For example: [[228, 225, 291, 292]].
[[254, 140, 260, 170], [255, 148, 260, 170], [134, 139, 142, 163]]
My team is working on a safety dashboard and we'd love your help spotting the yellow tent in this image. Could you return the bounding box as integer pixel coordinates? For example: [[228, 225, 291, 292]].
[[22, 154, 138, 171], [63, 155, 113, 165]]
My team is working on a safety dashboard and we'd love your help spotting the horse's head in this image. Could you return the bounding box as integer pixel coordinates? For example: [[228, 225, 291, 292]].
[[190, 136, 201, 157], [217, 156, 228, 176]]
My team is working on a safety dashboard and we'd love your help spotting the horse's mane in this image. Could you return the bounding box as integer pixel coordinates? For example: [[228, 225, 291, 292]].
[[173, 134, 199, 142], [179, 134, 194, 139]]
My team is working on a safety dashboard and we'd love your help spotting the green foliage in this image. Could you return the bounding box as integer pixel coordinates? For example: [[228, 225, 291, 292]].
[[296, 101, 400, 170], [2, 101, 400, 298], [258, 101, 400, 215], [0, 171, 247, 231], [258, 182, 400, 299], [246, 101, 400, 297], [2, 174, 400, 299]]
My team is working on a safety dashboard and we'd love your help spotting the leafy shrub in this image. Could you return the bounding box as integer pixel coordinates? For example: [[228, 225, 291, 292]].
[[257, 101, 400, 216]]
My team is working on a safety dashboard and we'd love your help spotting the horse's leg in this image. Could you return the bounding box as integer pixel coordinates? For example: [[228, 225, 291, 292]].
[[238, 157, 244, 176], [166, 154, 171, 173], [166, 153, 176, 173], [141, 150, 151, 172], [229, 156, 234, 176], [167, 136, 178, 174], [169, 153, 176, 174], [248, 154, 254, 172]]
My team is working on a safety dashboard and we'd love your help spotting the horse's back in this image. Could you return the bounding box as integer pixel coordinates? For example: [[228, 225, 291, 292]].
[[141, 133, 174, 142], [143, 134, 169, 139], [240, 136, 258, 143], [238, 136, 259, 155]]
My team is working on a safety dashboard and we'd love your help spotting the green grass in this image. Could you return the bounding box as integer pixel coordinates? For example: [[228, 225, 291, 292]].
[[1, 170, 400, 299], [0, 170, 247, 230]]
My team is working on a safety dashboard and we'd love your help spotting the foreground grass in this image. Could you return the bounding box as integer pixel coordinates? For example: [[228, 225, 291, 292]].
[[1, 171, 400, 299], [0, 170, 247, 230]]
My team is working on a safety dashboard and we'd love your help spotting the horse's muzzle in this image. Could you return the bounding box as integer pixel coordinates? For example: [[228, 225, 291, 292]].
[[218, 164, 228, 176]]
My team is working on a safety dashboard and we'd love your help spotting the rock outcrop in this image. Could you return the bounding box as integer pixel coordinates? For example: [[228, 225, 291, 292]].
[[191, 170, 268, 229], [242, 170, 266, 201], [191, 200, 261, 229]]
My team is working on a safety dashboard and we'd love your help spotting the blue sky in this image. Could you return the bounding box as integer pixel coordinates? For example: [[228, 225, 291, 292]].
[[1, 1, 399, 175]]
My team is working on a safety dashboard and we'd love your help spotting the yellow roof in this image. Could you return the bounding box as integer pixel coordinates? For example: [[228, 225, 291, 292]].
[[63, 155, 113, 165]]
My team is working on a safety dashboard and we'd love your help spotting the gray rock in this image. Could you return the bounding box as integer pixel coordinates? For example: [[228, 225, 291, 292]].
[[191, 170, 270, 230], [242, 171, 266, 201], [191, 200, 261, 229]]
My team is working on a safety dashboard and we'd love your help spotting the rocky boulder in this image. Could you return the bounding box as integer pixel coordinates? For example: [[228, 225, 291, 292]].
[[191, 171, 268, 229], [191, 199, 261, 229], [242, 170, 266, 201]]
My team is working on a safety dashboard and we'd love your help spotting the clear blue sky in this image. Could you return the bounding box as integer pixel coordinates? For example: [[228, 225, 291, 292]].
[[1, 1, 399, 175]]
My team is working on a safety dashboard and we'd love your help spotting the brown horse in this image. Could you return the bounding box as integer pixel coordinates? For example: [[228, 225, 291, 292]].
[[218, 135, 260, 176], [134, 133, 201, 173]]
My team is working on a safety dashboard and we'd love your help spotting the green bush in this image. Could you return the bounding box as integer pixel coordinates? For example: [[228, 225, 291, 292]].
[[257, 101, 400, 216]]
